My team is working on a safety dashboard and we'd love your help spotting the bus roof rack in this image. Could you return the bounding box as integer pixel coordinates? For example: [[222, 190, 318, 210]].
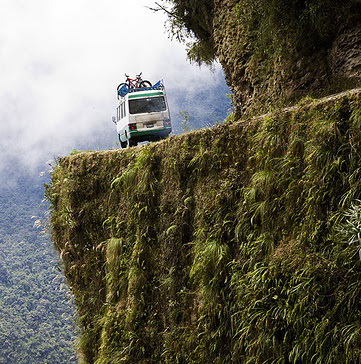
[[118, 80, 164, 98]]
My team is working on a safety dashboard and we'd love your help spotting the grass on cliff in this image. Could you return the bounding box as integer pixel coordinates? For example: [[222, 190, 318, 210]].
[[46, 92, 361, 363]]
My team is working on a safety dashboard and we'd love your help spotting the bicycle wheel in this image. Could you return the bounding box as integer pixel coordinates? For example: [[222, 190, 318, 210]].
[[117, 83, 128, 98], [139, 80, 152, 88], [117, 82, 127, 91]]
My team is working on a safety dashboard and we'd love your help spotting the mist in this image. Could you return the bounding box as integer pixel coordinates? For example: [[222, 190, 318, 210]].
[[0, 0, 230, 182]]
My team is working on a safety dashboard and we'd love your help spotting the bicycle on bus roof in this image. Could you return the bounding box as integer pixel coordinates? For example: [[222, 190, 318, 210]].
[[117, 73, 152, 91]]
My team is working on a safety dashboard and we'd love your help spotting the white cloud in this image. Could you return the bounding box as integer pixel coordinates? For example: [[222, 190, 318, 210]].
[[0, 0, 228, 175]]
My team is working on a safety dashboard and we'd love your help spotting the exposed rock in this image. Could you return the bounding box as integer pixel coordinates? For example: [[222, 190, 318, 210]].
[[329, 25, 361, 79], [212, 1, 361, 119]]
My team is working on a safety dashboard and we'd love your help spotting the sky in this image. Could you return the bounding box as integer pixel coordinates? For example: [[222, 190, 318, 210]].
[[0, 0, 229, 182]]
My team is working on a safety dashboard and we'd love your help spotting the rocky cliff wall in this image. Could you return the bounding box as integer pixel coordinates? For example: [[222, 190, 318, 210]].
[[212, 0, 361, 118]]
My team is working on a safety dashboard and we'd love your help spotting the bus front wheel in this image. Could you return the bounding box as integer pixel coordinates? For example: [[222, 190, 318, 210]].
[[119, 135, 127, 149]]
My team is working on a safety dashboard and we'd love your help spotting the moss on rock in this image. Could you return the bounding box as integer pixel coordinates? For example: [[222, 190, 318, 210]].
[[47, 92, 361, 363]]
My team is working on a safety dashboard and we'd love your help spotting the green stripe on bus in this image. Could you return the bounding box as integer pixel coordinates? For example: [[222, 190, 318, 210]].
[[129, 127, 171, 137], [128, 92, 163, 99]]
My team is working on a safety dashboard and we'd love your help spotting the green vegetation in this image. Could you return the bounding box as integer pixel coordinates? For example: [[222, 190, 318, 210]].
[[179, 110, 191, 132], [47, 92, 361, 363], [228, 0, 355, 55], [0, 175, 75, 363], [160, 1, 361, 118], [157, 0, 215, 66], [162, 0, 359, 65]]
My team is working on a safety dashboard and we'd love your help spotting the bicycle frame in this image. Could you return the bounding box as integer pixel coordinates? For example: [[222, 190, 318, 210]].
[[125, 73, 143, 88], [117, 73, 153, 99]]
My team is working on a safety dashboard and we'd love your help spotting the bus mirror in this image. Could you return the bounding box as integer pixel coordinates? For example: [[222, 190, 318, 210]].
[[112, 116, 116, 124]]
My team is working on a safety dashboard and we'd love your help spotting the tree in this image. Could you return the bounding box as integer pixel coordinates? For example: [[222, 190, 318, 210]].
[[149, 0, 216, 65]]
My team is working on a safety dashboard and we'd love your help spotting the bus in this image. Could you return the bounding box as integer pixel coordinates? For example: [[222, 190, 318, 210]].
[[113, 81, 172, 148]]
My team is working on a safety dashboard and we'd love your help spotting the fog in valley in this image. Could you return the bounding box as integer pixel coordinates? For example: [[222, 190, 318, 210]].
[[0, 0, 230, 187]]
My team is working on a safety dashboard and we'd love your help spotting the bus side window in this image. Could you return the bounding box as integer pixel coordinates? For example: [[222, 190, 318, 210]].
[[124, 102, 126, 117], [117, 106, 120, 121], [121, 103, 123, 119]]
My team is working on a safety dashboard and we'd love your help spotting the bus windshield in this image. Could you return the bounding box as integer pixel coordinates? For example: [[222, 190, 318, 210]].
[[129, 96, 166, 115]]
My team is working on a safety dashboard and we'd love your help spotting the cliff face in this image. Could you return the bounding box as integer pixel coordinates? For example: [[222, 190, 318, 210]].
[[47, 92, 361, 363], [211, 0, 361, 118]]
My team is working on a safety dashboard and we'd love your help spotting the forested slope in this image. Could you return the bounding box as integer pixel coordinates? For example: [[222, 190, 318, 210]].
[[47, 91, 361, 363], [0, 173, 75, 363]]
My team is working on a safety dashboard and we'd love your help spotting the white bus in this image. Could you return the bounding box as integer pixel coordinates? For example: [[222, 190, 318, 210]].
[[113, 82, 172, 148]]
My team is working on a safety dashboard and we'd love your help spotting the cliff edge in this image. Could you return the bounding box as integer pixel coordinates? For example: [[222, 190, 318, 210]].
[[47, 91, 361, 363]]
